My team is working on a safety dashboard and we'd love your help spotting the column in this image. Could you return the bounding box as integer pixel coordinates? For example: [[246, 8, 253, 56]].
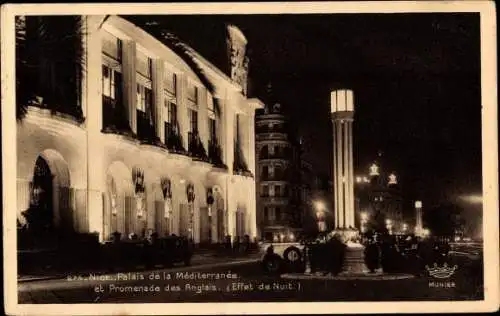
[[336, 120, 344, 228], [152, 59, 164, 142], [224, 96, 235, 173], [332, 119, 339, 228], [122, 40, 137, 134], [177, 74, 189, 150], [348, 120, 355, 227], [84, 17, 105, 240], [247, 114, 256, 176], [198, 88, 209, 150], [343, 121, 350, 228]]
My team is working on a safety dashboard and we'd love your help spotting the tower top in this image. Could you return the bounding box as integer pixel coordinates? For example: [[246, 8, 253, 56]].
[[330, 89, 354, 113]]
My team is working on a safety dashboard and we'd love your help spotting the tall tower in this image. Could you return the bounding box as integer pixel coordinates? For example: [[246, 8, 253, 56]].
[[415, 200, 423, 236], [330, 89, 355, 229]]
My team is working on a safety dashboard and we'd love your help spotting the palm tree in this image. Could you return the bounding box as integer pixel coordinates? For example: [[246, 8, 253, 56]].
[[16, 15, 86, 122]]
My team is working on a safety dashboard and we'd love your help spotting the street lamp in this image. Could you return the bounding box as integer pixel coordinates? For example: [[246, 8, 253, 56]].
[[402, 223, 408, 233], [385, 218, 393, 235], [314, 200, 326, 232]]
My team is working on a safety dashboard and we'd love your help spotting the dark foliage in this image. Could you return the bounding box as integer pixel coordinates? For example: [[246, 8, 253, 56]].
[[16, 16, 85, 122]]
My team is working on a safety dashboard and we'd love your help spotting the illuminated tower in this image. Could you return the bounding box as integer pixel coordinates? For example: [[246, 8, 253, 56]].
[[330, 89, 355, 229], [415, 200, 423, 236]]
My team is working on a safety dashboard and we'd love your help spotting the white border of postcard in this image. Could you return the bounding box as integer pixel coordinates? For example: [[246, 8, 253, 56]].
[[2, 1, 499, 315]]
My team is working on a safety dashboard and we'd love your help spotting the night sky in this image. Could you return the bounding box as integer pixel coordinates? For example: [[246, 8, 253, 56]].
[[128, 13, 482, 212]]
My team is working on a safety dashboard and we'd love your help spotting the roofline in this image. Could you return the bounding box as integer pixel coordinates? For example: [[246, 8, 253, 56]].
[[185, 46, 242, 93]]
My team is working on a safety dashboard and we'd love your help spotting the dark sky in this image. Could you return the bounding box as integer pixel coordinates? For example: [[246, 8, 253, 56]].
[[128, 13, 482, 209]]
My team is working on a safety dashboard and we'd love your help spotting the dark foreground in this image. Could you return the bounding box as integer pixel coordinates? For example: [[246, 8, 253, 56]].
[[19, 253, 483, 303]]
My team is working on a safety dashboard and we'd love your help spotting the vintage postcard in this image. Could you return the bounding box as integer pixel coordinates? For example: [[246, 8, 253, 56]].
[[2, 1, 498, 315]]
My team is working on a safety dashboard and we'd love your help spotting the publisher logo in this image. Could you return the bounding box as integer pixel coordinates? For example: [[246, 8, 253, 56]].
[[425, 262, 458, 279]]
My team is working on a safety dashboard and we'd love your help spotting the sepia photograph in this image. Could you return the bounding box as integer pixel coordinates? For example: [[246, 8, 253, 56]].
[[2, 1, 498, 315]]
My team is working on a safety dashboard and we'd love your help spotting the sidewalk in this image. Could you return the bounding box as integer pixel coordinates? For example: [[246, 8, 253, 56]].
[[18, 251, 262, 283]]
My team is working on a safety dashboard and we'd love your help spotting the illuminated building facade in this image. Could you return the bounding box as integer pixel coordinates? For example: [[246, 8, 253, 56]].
[[16, 15, 262, 244]]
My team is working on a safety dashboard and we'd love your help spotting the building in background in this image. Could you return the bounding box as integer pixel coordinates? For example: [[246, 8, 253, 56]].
[[16, 15, 263, 245], [255, 86, 314, 242], [355, 159, 405, 234]]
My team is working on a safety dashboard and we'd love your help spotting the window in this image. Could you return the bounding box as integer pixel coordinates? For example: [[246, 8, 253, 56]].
[[102, 65, 122, 101], [189, 109, 198, 133], [261, 185, 269, 197], [209, 118, 216, 142], [275, 207, 281, 221], [136, 84, 153, 112], [264, 207, 268, 219], [274, 185, 281, 197], [274, 166, 282, 178], [102, 30, 122, 61], [187, 84, 198, 103], [262, 166, 269, 178], [164, 68, 177, 95], [235, 114, 241, 143], [135, 48, 153, 122], [269, 145, 275, 155], [168, 102, 177, 125], [274, 146, 280, 156], [268, 207, 275, 221]]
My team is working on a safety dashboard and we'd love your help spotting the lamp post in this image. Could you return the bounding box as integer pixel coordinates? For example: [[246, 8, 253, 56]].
[[415, 200, 423, 236], [385, 218, 393, 235], [314, 201, 326, 232], [402, 222, 408, 234]]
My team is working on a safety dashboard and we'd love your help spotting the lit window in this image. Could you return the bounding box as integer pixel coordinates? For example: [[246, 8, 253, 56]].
[[187, 84, 198, 104]]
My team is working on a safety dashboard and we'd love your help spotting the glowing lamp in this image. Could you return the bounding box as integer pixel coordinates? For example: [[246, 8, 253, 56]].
[[361, 212, 368, 221], [330, 89, 354, 113], [369, 163, 379, 176], [385, 219, 392, 226], [356, 176, 362, 183], [388, 173, 397, 185], [314, 200, 325, 212], [415, 201, 422, 209]]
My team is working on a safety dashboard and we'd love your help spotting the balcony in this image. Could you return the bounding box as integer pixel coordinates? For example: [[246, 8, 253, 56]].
[[136, 110, 160, 145], [208, 139, 227, 169], [102, 96, 132, 136], [256, 132, 287, 141], [259, 153, 289, 160], [188, 131, 209, 162], [260, 173, 287, 181], [164, 122, 187, 155], [260, 196, 289, 205]]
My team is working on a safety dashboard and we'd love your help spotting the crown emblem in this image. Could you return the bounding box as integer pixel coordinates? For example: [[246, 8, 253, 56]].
[[425, 262, 458, 279]]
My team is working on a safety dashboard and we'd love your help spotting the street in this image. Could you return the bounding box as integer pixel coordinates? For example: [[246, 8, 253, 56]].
[[18, 250, 483, 303]]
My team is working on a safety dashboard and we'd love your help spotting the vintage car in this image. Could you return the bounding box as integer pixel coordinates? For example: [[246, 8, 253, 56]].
[[259, 241, 306, 274]]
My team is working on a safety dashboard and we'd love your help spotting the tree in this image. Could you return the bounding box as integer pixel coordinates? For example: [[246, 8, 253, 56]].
[[16, 15, 85, 122], [423, 202, 463, 237]]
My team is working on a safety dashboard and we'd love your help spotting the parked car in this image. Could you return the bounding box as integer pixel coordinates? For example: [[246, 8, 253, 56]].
[[259, 241, 305, 274]]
